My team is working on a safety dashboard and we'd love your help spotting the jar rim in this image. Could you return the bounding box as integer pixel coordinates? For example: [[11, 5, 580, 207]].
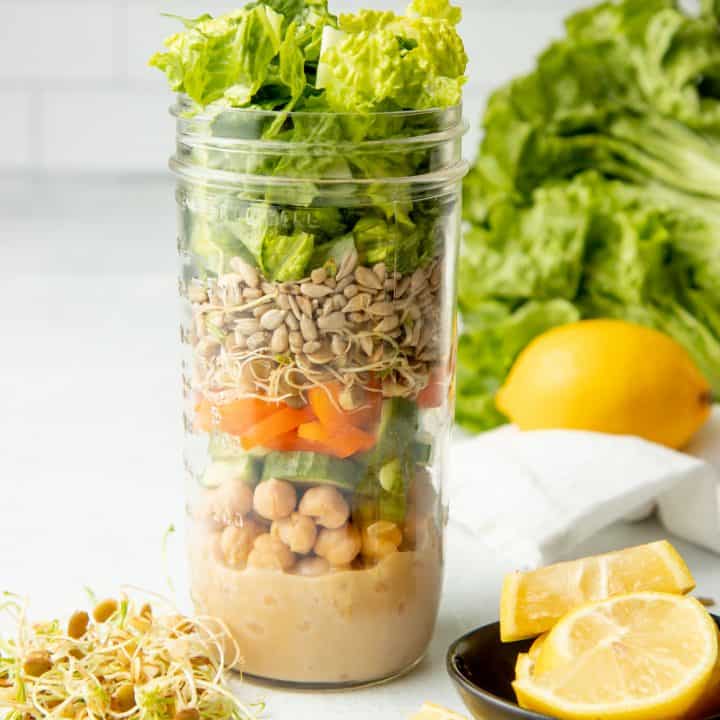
[[171, 94, 463, 122], [170, 156, 469, 200]]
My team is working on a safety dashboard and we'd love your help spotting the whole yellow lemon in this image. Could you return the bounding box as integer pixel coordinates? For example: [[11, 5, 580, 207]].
[[496, 319, 712, 449]]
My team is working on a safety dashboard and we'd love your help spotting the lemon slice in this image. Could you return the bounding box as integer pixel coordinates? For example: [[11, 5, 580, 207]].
[[409, 702, 468, 720], [529, 633, 547, 661], [514, 592, 718, 720], [514, 653, 536, 710], [500, 540, 695, 642], [684, 629, 720, 720]]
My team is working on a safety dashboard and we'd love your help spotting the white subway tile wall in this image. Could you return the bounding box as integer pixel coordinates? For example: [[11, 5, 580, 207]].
[[0, 0, 592, 174]]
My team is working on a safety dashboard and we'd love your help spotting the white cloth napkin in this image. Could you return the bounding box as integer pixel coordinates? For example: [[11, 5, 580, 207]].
[[448, 407, 720, 568]]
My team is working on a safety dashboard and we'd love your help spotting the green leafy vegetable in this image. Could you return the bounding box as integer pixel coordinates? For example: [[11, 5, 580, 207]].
[[150, 0, 465, 115], [459, 0, 720, 431]]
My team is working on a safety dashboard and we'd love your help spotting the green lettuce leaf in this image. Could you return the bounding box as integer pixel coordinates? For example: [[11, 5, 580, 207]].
[[262, 229, 315, 281], [316, 4, 466, 112], [149, 6, 284, 107]]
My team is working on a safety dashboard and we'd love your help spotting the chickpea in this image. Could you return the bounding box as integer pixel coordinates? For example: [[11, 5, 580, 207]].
[[298, 486, 349, 529], [92, 598, 118, 623], [220, 518, 263, 568], [175, 710, 200, 720], [200, 481, 254, 529], [23, 650, 52, 677], [314, 524, 362, 566], [67, 611, 89, 639], [293, 556, 330, 577], [253, 479, 297, 521], [110, 684, 136, 713], [271, 513, 317, 554], [247, 533, 296, 571], [361, 521, 403, 561]]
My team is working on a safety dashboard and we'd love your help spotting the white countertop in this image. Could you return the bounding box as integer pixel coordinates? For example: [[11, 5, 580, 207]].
[[2, 175, 719, 719]]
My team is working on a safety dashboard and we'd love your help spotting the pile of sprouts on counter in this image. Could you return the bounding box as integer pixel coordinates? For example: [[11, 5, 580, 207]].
[[0, 591, 259, 720]]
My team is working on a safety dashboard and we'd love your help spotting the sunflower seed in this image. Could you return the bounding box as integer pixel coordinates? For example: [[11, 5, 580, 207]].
[[332, 294, 346, 311], [285, 313, 299, 330], [374, 315, 400, 333], [288, 294, 302, 320], [359, 336, 374, 357], [277, 294, 291, 311], [337, 247, 358, 280], [343, 284, 360, 299], [355, 266, 383, 290], [336, 275, 354, 292], [300, 315, 319, 341], [310, 267, 327, 284], [289, 331, 304, 351], [301, 282, 333, 299], [270, 325, 289, 354], [367, 301, 395, 317], [343, 293, 371, 313], [230, 257, 260, 289], [372, 263, 386, 282], [260, 309, 287, 331], [349, 311, 368, 323], [247, 331, 269, 351], [243, 287, 263, 300], [325, 277, 336, 289], [410, 268, 426, 294], [394, 276, 411, 298], [303, 340, 322, 354], [297, 296, 313, 316], [235, 318, 260, 336], [261, 282, 276, 295], [321, 300, 333, 317], [331, 335, 347, 356], [307, 350, 335, 364], [317, 312, 346, 332]]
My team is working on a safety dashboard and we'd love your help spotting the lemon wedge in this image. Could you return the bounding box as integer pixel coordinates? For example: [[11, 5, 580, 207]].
[[500, 540, 695, 642], [409, 702, 467, 720], [514, 592, 718, 720]]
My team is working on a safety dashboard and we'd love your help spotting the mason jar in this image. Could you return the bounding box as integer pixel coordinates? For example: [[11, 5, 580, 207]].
[[171, 97, 467, 688]]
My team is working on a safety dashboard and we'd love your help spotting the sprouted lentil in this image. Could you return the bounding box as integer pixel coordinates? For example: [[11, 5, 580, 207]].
[[0, 591, 260, 720]]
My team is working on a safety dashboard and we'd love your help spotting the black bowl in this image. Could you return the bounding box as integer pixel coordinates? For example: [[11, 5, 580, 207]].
[[447, 614, 720, 720]]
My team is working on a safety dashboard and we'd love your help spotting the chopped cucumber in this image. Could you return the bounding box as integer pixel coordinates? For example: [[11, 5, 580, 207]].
[[200, 457, 259, 488], [262, 451, 359, 490], [379, 458, 403, 494], [359, 398, 418, 469], [208, 432, 244, 459]]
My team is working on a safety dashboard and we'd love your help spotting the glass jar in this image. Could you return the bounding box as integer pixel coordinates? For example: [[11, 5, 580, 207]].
[[171, 98, 467, 688]]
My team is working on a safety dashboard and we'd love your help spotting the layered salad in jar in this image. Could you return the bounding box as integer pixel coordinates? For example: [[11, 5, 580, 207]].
[[151, 0, 467, 686]]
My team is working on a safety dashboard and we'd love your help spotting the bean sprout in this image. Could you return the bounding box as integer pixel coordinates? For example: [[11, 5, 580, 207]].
[[0, 592, 259, 720]]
